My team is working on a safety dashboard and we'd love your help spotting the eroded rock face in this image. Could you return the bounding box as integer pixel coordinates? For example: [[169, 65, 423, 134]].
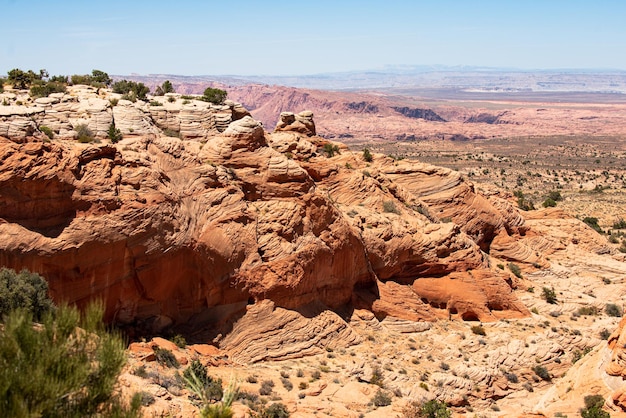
[[0, 104, 544, 361]]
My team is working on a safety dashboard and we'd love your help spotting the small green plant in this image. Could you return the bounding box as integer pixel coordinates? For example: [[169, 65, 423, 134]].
[[113, 80, 149, 101], [508, 262, 523, 279], [531, 307, 539, 314], [154, 80, 175, 96], [75, 123, 94, 143], [154, 347, 179, 368], [605, 303, 623, 317], [107, 123, 123, 143], [163, 128, 180, 138], [542, 198, 557, 208], [109, 98, 119, 107], [613, 218, 626, 229], [532, 365, 550, 381], [383, 201, 400, 215], [39, 125, 54, 140], [542, 286, 558, 304], [171, 334, 186, 348], [323, 143, 340, 157], [471, 325, 486, 336], [599, 329, 611, 340], [504, 372, 518, 383], [202, 87, 227, 104], [183, 359, 223, 401], [149, 100, 162, 106], [261, 402, 290, 418], [404, 399, 452, 418], [580, 394, 609, 418], [577, 306, 599, 316], [259, 379, 274, 396], [372, 389, 392, 407], [583, 217, 603, 234], [362, 148, 373, 162], [370, 366, 384, 387]]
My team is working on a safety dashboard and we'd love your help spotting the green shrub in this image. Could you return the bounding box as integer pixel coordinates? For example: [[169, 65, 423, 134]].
[[113, 80, 149, 101], [183, 359, 223, 402], [508, 262, 523, 279], [261, 402, 290, 418], [7, 68, 44, 89], [39, 125, 54, 140], [578, 306, 599, 316], [323, 143, 340, 157], [383, 201, 400, 215], [149, 100, 162, 106], [0, 301, 141, 417], [75, 123, 94, 143], [30, 81, 66, 98], [542, 198, 557, 208], [532, 365, 550, 381], [605, 303, 623, 317], [154, 80, 175, 96], [163, 128, 180, 138], [599, 329, 611, 340], [471, 325, 486, 336], [370, 366, 384, 387], [154, 346, 179, 368], [171, 334, 186, 348], [0, 78, 5, 92], [0, 268, 54, 321], [363, 148, 373, 162], [583, 217, 603, 234], [613, 218, 626, 229], [403, 399, 451, 418], [259, 379, 274, 396], [504, 372, 518, 383], [107, 123, 122, 143], [542, 286, 557, 304], [202, 87, 227, 104], [581, 394, 609, 418], [372, 389, 392, 407]]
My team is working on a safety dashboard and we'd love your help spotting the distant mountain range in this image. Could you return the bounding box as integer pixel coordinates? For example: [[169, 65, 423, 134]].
[[119, 66, 626, 93]]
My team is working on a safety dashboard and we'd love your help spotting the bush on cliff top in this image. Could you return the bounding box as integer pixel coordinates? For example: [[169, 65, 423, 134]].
[[201, 87, 227, 105]]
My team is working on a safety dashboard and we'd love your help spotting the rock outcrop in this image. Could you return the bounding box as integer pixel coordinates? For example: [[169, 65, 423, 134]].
[[0, 89, 574, 361]]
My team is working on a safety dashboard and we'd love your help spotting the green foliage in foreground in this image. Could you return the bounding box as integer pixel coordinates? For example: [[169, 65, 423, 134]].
[[0, 302, 141, 417], [0, 267, 54, 321], [402, 399, 451, 418]]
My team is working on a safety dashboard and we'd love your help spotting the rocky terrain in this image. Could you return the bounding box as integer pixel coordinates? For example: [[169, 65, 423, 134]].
[[122, 75, 626, 144], [1, 85, 626, 416]]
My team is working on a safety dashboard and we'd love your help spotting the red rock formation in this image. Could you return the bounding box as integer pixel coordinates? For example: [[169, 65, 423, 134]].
[[0, 102, 541, 360]]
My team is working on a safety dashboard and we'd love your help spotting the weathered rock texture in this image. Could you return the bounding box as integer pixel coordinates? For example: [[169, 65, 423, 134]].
[[0, 90, 572, 362]]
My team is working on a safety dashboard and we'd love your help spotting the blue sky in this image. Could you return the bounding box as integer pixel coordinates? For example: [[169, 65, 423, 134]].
[[2, 0, 625, 76]]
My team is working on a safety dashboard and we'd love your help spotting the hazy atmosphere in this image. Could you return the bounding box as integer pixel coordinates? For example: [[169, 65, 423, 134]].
[[3, 0, 626, 75]]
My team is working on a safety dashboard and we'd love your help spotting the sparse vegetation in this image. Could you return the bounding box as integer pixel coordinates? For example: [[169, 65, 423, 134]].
[[154, 346, 179, 368], [372, 389, 392, 407], [323, 143, 340, 157], [154, 80, 175, 96], [363, 147, 373, 162], [508, 262, 523, 279], [113, 79, 150, 101], [532, 365, 550, 381], [39, 125, 54, 140], [582, 217, 603, 234], [383, 201, 400, 214], [107, 123, 123, 143], [471, 325, 486, 336], [605, 303, 623, 317], [75, 123, 95, 143], [542, 286, 558, 304], [401, 399, 451, 418], [202, 87, 227, 104], [580, 394, 609, 418]]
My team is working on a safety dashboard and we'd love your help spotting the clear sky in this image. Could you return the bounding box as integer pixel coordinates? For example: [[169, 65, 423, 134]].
[[2, 0, 625, 76]]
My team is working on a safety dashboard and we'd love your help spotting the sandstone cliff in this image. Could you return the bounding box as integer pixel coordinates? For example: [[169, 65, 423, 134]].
[[0, 86, 580, 363]]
